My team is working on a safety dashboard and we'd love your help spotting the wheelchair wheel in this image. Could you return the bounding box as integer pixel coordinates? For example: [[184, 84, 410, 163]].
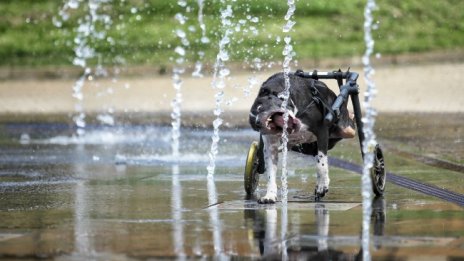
[[371, 144, 386, 196], [244, 141, 260, 195]]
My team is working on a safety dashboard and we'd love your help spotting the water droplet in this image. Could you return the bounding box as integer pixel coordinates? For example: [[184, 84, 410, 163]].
[[283, 20, 296, 33], [97, 114, 115, 126], [213, 118, 223, 128], [175, 29, 186, 38], [219, 68, 230, 77], [219, 50, 229, 61], [20, 133, 31, 144], [174, 13, 186, 24], [68, 0, 79, 9], [178, 0, 187, 7], [175, 46, 186, 56], [284, 36, 291, 44], [76, 129, 85, 136], [52, 17, 62, 28], [201, 36, 210, 43]]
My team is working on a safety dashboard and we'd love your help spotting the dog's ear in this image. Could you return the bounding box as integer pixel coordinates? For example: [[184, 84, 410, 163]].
[[295, 69, 304, 76]]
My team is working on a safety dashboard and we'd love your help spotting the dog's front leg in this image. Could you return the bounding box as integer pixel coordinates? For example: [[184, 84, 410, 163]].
[[258, 135, 280, 204], [315, 127, 330, 201]]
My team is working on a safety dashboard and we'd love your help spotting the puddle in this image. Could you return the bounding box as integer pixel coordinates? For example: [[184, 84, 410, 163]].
[[212, 200, 361, 211]]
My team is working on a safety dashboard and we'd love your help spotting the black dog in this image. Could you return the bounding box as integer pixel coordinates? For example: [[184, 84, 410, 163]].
[[249, 71, 355, 203]]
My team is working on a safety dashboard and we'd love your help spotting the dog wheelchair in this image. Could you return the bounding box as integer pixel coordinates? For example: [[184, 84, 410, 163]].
[[244, 69, 386, 197]]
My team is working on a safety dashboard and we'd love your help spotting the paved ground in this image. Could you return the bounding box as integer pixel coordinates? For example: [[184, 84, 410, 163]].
[[0, 116, 463, 259]]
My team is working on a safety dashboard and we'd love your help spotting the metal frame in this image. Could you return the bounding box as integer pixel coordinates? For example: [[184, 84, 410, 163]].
[[295, 69, 366, 158]]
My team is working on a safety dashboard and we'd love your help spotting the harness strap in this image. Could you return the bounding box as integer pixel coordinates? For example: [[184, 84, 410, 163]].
[[310, 80, 337, 124], [312, 70, 319, 80], [298, 99, 316, 115], [312, 96, 336, 122], [295, 69, 337, 124]]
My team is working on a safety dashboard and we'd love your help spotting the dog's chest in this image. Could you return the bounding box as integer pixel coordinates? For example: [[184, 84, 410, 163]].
[[287, 129, 317, 145]]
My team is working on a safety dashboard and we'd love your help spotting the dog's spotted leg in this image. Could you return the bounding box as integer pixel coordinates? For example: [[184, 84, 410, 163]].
[[315, 127, 329, 201], [258, 135, 279, 204]]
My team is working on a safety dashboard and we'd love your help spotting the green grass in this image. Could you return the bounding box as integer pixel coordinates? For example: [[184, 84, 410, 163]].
[[0, 0, 463, 67]]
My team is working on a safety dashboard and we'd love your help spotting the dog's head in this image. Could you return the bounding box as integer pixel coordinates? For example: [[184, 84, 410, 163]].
[[249, 73, 302, 135]]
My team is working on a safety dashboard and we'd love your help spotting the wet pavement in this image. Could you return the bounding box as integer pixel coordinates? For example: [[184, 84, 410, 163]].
[[0, 113, 463, 260]]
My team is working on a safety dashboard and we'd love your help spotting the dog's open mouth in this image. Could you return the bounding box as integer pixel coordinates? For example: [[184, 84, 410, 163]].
[[262, 111, 301, 134]]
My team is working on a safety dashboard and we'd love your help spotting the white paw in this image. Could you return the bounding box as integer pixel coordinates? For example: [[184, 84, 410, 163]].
[[316, 176, 330, 191], [258, 193, 277, 204], [315, 184, 329, 195], [314, 185, 329, 201]]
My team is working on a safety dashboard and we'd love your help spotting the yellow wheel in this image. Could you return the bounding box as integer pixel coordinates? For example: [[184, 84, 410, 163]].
[[244, 141, 260, 195]]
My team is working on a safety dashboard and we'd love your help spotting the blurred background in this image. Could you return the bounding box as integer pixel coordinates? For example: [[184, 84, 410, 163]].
[[1, 0, 463, 68]]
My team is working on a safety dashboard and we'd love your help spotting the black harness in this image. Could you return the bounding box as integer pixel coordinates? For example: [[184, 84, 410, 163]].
[[295, 69, 337, 124]]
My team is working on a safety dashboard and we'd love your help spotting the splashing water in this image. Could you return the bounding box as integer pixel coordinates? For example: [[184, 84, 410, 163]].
[[171, 0, 190, 158], [279, 0, 296, 204], [59, 0, 87, 137], [192, 0, 210, 78], [361, 1, 378, 260], [74, 1, 105, 136], [93, 11, 115, 128], [52, 0, 75, 28], [206, 4, 234, 177], [55, 0, 112, 137], [197, 0, 209, 44], [243, 75, 259, 97]]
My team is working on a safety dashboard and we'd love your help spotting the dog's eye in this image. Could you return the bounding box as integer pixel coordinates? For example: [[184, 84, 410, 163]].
[[259, 88, 270, 96]]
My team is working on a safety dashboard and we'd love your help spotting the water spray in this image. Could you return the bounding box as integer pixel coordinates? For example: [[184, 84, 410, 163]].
[[280, 0, 297, 204], [192, 0, 210, 78], [206, 3, 234, 177], [361, 0, 378, 260], [171, 0, 190, 158]]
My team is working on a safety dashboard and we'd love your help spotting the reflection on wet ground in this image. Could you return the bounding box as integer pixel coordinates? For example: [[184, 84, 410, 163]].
[[0, 113, 463, 259]]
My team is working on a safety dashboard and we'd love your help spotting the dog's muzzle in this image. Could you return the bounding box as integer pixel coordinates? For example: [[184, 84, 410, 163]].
[[256, 109, 302, 135]]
